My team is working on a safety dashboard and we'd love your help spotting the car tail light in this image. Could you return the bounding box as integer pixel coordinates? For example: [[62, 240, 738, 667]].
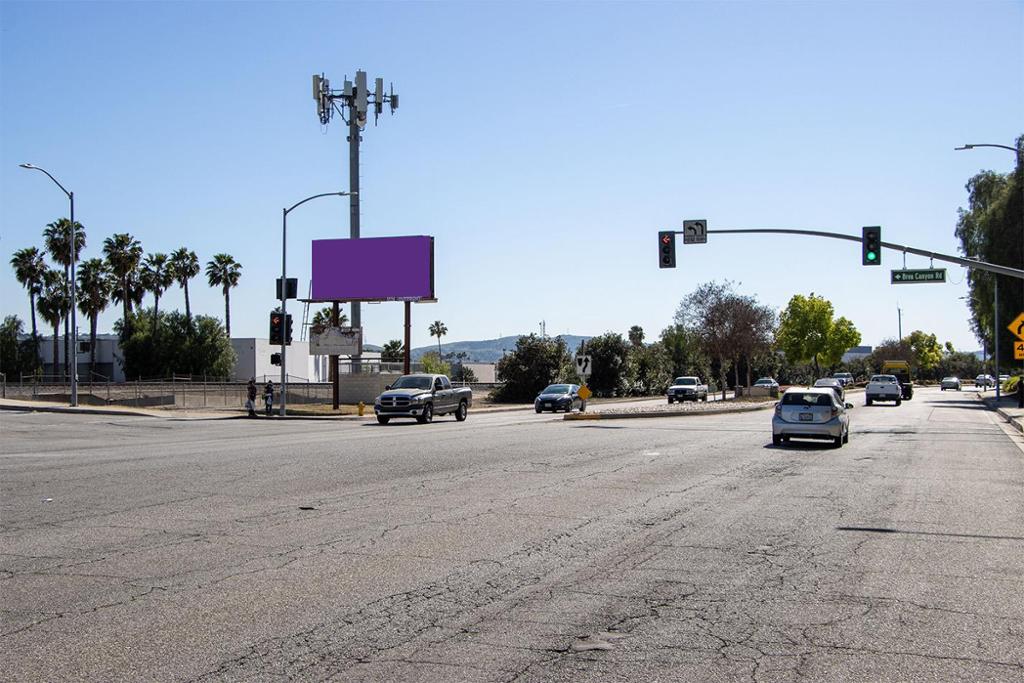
[[774, 403, 782, 416]]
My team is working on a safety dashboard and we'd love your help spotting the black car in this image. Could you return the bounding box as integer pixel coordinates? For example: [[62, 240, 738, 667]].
[[535, 384, 586, 413]]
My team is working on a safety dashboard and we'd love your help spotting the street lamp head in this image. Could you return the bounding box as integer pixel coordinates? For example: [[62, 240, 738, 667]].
[[19, 163, 35, 169], [954, 145, 974, 151]]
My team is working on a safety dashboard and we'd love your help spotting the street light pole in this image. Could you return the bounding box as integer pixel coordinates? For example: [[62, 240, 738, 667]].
[[20, 163, 77, 407], [280, 191, 351, 416]]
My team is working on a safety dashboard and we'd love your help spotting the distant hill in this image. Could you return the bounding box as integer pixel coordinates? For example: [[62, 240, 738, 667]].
[[409, 335, 592, 363]]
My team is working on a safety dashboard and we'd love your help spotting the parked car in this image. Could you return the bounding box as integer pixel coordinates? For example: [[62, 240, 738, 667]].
[[940, 376, 962, 391], [976, 374, 995, 388], [832, 372, 854, 387], [374, 374, 472, 424], [535, 384, 586, 413], [753, 377, 780, 390], [813, 378, 845, 402], [865, 374, 902, 405], [667, 376, 708, 403], [772, 387, 852, 448]]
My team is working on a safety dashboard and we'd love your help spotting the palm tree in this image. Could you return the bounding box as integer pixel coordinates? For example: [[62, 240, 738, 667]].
[[103, 233, 143, 338], [168, 247, 200, 325], [205, 254, 242, 338], [44, 218, 86, 381], [429, 320, 448, 357], [10, 246, 47, 340], [77, 259, 114, 379], [381, 339, 405, 363], [36, 269, 68, 379], [310, 306, 347, 335], [140, 253, 173, 333], [628, 325, 645, 347]]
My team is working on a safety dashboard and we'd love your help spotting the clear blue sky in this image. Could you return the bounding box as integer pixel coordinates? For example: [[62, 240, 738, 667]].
[[2, 1, 1021, 353]]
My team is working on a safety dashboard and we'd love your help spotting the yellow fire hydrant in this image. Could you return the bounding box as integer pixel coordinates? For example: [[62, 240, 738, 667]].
[[357, 401, 366, 416]]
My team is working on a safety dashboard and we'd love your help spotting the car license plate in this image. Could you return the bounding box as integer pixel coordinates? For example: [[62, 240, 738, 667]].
[[544, 403, 551, 408], [799, 413, 812, 421]]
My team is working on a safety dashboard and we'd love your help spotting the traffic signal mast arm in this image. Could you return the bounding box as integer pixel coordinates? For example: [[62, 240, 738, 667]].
[[679, 228, 1023, 279]]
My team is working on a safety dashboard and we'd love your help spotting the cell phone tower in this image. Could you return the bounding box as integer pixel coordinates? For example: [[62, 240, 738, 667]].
[[312, 70, 399, 372]]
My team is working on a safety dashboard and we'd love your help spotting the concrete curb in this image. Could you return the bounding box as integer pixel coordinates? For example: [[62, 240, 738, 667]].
[[563, 402, 775, 421], [0, 402, 160, 419]]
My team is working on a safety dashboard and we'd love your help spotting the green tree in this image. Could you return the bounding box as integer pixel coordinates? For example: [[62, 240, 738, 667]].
[[659, 323, 711, 381], [906, 330, 943, 372], [119, 309, 235, 379], [76, 258, 114, 379], [492, 334, 572, 403], [140, 253, 173, 333], [205, 254, 242, 338], [168, 248, 200, 325], [0, 316, 38, 377], [103, 233, 144, 338], [581, 332, 631, 397], [428, 320, 448, 357], [44, 218, 86, 380], [10, 246, 47, 340], [381, 339, 405, 363], [777, 293, 861, 376], [626, 342, 673, 395], [419, 351, 450, 376], [955, 136, 1023, 369]]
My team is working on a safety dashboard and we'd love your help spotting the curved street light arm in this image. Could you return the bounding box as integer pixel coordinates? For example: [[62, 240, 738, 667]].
[[19, 164, 72, 198]]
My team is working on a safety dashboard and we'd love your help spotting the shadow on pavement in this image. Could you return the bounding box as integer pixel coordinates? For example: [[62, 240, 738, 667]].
[[837, 526, 1024, 542]]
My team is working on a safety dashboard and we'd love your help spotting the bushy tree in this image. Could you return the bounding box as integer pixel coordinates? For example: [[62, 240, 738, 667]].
[[419, 351, 451, 376], [777, 293, 861, 376], [492, 334, 572, 403], [119, 309, 235, 379], [0, 316, 39, 377], [906, 330, 943, 371], [581, 332, 630, 397], [625, 342, 673, 395], [659, 323, 711, 380]]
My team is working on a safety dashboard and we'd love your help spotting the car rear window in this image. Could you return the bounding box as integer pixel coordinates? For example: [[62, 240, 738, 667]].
[[782, 392, 833, 407]]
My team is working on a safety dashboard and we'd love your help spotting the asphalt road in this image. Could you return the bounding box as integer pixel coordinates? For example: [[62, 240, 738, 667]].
[[2, 387, 1022, 681]]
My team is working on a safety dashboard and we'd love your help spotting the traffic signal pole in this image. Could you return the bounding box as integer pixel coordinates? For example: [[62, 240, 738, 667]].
[[687, 228, 1024, 279]]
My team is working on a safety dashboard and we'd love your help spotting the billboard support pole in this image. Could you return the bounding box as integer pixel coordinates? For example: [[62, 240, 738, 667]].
[[404, 301, 411, 375], [332, 302, 340, 409]]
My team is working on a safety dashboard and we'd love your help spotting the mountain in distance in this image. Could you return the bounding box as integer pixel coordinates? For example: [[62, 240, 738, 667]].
[[408, 335, 592, 363]]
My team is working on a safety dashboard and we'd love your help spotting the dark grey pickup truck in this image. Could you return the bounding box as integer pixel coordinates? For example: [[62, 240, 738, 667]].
[[373, 374, 473, 424]]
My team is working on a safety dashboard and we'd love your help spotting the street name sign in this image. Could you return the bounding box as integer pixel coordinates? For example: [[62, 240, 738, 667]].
[[890, 268, 946, 284], [575, 355, 592, 379], [682, 219, 708, 244], [1008, 312, 1024, 341]]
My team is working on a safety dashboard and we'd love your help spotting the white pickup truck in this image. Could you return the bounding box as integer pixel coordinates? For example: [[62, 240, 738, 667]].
[[667, 376, 708, 403], [865, 374, 902, 406]]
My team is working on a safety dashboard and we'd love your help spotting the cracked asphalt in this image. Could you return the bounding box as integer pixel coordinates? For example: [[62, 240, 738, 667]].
[[2, 387, 1023, 681]]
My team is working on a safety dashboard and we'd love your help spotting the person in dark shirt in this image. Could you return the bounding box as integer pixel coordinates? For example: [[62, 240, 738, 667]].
[[246, 379, 257, 417]]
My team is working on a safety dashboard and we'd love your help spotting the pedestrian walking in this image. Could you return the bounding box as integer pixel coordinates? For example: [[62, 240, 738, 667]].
[[246, 378, 258, 417], [264, 380, 275, 416]]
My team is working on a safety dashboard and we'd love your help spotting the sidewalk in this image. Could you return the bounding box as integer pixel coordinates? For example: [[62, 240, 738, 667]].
[[979, 390, 1024, 433]]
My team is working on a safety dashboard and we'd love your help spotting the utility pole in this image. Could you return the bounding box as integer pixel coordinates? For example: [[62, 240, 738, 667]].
[[897, 306, 902, 341], [313, 70, 399, 381]]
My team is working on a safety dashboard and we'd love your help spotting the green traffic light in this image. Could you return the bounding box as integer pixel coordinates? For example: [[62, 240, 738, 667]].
[[867, 251, 877, 261]]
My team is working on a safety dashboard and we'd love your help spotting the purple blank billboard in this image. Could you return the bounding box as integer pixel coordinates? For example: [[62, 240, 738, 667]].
[[311, 236, 434, 301]]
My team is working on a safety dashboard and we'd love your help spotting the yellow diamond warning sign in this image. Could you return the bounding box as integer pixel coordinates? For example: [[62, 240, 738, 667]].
[[1009, 312, 1024, 341], [578, 385, 592, 401]]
